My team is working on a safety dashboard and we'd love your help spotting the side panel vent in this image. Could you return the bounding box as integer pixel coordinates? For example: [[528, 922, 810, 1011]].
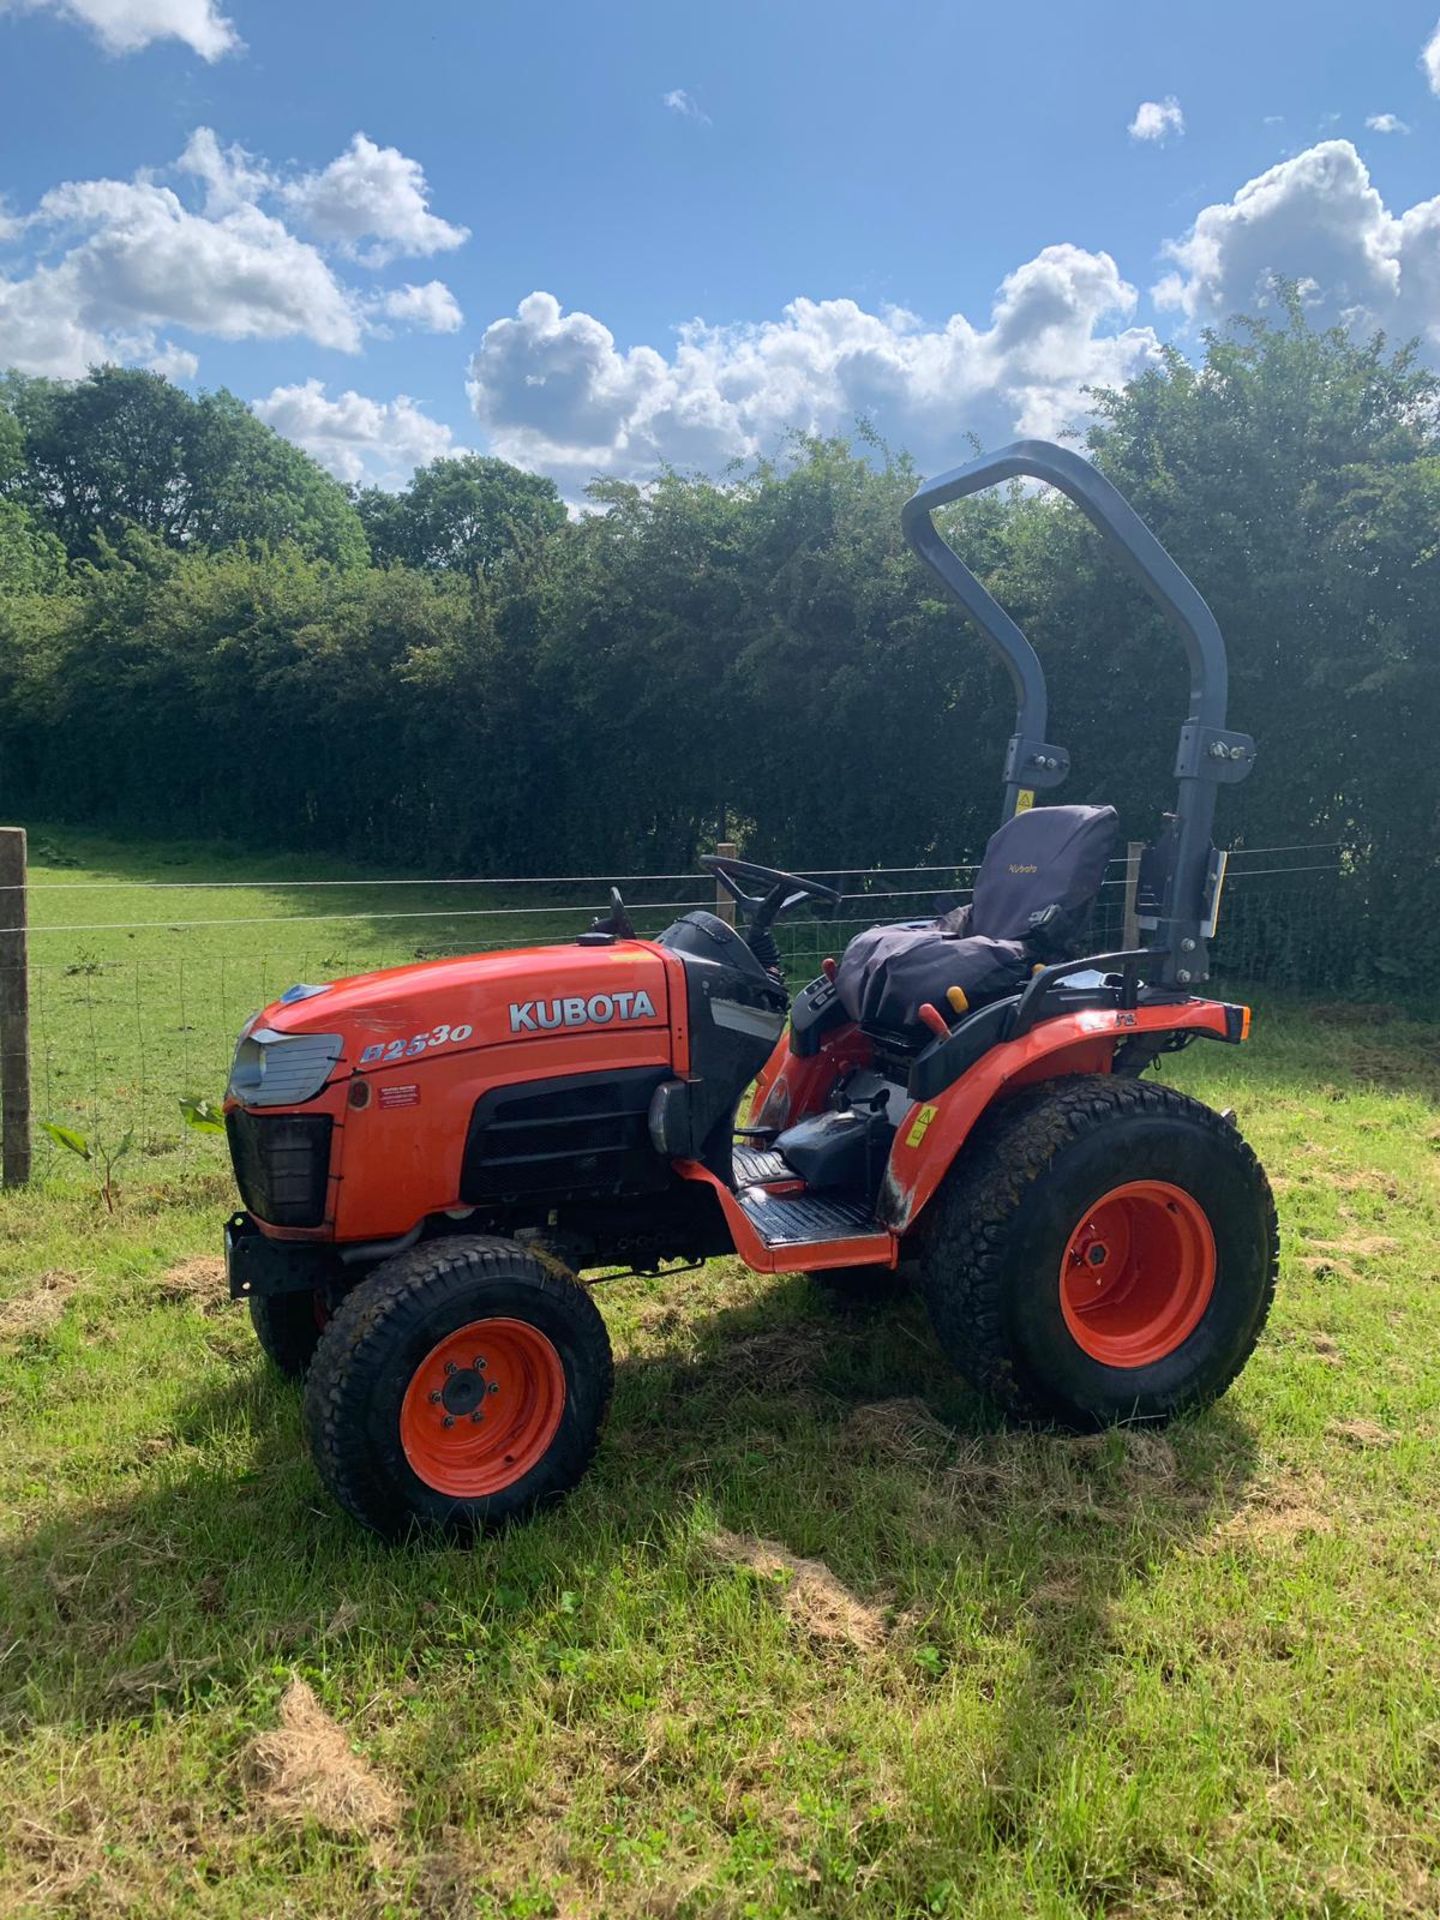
[[460, 1068, 674, 1204]]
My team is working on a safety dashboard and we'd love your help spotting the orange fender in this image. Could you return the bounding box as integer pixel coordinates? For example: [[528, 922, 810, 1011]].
[[880, 1001, 1240, 1234]]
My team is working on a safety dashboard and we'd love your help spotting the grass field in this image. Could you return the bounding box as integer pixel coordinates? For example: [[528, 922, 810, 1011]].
[[2, 828, 1439, 1917]]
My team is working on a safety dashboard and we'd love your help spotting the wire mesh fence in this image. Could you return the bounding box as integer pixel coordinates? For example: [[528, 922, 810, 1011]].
[[5, 841, 1356, 1183]]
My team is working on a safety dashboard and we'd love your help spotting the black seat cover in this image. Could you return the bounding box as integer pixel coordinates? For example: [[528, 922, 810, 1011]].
[[836, 805, 1118, 1034]]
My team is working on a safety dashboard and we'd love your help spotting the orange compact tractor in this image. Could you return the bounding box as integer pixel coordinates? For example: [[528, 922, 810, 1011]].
[[223, 441, 1276, 1539]]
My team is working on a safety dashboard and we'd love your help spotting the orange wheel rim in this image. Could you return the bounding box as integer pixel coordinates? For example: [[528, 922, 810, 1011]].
[[1059, 1180, 1216, 1368], [400, 1318, 566, 1497]]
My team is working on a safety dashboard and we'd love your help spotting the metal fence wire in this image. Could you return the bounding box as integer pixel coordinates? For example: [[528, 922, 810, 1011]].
[[13, 844, 1356, 1173]]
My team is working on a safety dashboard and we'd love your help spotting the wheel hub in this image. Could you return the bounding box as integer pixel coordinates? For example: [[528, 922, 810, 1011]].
[[1059, 1180, 1216, 1368], [440, 1368, 486, 1416], [399, 1317, 566, 1497]]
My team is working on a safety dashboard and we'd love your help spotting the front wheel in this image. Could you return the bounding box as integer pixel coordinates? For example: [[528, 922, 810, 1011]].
[[302, 1236, 613, 1539], [249, 1290, 328, 1379], [915, 1076, 1277, 1427]]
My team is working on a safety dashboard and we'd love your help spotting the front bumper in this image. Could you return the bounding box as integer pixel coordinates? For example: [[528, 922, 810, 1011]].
[[225, 1211, 339, 1300]]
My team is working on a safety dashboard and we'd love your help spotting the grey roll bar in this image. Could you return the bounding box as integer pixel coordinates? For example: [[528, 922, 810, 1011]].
[[901, 439, 1255, 989]]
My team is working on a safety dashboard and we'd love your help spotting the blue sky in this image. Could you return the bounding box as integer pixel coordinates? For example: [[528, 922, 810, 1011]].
[[3, 0, 1439, 493]]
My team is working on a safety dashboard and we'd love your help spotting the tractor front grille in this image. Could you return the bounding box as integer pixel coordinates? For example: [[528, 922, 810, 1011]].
[[226, 1110, 333, 1228]]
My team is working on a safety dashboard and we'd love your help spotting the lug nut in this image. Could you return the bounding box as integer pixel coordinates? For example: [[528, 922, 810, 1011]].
[[442, 1415, 455, 1428], [444, 1361, 457, 1375], [428, 1389, 441, 1404], [470, 1411, 484, 1424], [487, 1381, 499, 1395]]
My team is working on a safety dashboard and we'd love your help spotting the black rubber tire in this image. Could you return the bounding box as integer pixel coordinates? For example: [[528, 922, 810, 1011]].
[[914, 1075, 1277, 1427], [249, 1291, 327, 1380], [302, 1235, 612, 1540]]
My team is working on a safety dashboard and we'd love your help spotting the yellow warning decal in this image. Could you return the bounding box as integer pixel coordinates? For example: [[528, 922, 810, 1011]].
[[1015, 788, 1036, 812], [905, 1103, 939, 1149]]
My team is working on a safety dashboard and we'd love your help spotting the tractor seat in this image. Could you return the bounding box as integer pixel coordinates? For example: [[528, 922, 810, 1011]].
[[835, 804, 1119, 1038]]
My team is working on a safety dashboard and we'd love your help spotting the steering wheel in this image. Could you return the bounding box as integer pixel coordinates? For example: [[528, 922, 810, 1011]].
[[701, 853, 841, 923], [700, 854, 842, 981]]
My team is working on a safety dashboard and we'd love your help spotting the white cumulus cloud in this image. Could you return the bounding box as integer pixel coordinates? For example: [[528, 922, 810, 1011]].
[[380, 279, 463, 333], [1153, 139, 1440, 359], [0, 126, 471, 379], [251, 379, 456, 489], [0, 0, 238, 58], [1366, 112, 1410, 134], [1423, 18, 1440, 95], [147, 339, 199, 381], [5, 172, 363, 374], [1128, 97, 1184, 142], [281, 134, 469, 267], [177, 126, 274, 214], [467, 252, 1163, 493]]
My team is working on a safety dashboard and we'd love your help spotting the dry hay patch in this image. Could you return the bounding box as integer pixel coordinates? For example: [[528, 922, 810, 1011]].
[[1326, 1233, 1401, 1259], [1330, 1168, 1401, 1199], [155, 1255, 227, 1313], [1328, 1418, 1396, 1450], [722, 1322, 833, 1392], [1210, 1468, 1334, 1548], [0, 1269, 78, 1344], [245, 1678, 401, 1838], [1113, 1429, 1180, 1491], [1298, 1232, 1399, 1283], [1300, 1252, 1360, 1283], [846, 1396, 955, 1463], [707, 1527, 888, 1650]]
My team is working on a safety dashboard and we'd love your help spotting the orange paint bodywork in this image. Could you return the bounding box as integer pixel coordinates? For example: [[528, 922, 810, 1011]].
[[880, 1000, 1234, 1232], [231, 940, 686, 1243]]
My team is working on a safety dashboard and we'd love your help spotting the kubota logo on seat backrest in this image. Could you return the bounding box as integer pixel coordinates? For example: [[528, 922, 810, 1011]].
[[509, 990, 658, 1033]]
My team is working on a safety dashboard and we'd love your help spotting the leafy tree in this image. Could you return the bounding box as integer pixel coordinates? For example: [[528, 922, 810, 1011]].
[[356, 454, 565, 578], [3, 367, 368, 566]]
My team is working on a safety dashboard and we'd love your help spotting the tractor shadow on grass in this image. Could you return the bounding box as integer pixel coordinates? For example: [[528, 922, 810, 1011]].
[[0, 1270, 1258, 1858]]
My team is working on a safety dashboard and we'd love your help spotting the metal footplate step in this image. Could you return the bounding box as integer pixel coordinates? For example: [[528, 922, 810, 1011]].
[[736, 1185, 877, 1249]]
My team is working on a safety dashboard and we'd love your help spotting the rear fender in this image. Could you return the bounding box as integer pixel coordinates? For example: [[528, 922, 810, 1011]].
[[881, 1001, 1239, 1233]]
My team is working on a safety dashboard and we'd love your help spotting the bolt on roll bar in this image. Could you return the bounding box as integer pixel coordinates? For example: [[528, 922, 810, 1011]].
[[901, 439, 1256, 990]]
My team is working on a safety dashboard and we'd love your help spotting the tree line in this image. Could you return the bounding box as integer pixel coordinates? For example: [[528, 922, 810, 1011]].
[[1, 309, 1436, 980]]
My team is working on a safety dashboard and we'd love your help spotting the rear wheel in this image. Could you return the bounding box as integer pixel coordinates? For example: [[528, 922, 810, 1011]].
[[303, 1236, 612, 1539], [915, 1076, 1277, 1426], [249, 1290, 328, 1380]]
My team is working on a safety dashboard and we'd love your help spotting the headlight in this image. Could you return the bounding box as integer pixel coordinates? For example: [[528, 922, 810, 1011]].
[[228, 1029, 344, 1107]]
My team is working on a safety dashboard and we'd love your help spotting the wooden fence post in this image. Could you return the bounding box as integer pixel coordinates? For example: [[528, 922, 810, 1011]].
[[0, 827, 30, 1187], [1122, 839, 1143, 951], [714, 841, 738, 927]]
